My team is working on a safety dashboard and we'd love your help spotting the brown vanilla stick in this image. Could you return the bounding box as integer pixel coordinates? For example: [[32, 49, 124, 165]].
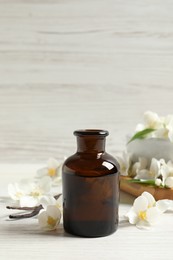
[[6, 193, 62, 220]]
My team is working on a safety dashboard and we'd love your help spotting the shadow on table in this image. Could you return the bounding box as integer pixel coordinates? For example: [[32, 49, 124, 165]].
[[36, 223, 77, 238], [118, 219, 131, 229], [3, 218, 132, 238], [3, 220, 78, 238]]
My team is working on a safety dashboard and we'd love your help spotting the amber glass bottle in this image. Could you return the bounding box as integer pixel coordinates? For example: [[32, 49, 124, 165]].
[[62, 129, 119, 237]]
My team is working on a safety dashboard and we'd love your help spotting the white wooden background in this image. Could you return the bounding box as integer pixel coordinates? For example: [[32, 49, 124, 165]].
[[1, 1, 173, 260], [1, 0, 173, 163]]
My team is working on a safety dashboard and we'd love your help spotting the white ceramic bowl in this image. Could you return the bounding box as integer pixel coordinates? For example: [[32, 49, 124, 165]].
[[127, 138, 173, 163]]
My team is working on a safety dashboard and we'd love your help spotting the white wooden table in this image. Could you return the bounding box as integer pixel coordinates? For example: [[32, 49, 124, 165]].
[[0, 164, 173, 260], [1, 0, 173, 259]]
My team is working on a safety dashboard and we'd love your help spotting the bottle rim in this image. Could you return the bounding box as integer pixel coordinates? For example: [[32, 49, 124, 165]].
[[73, 129, 109, 136]]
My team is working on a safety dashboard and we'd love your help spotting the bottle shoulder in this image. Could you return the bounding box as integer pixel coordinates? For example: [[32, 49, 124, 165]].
[[62, 152, 119, 177]]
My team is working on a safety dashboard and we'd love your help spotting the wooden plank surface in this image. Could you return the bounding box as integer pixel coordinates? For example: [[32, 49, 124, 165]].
[[0, 0, 173, 163], [1, 1, 173, 259], [0, 165, 173, 260]]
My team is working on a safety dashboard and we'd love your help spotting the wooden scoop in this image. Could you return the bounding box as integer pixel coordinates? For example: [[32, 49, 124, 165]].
[[120, 176, 173, 200]]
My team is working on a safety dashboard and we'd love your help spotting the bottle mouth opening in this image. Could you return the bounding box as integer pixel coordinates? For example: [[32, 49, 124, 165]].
[[74, 129, 109, 137]]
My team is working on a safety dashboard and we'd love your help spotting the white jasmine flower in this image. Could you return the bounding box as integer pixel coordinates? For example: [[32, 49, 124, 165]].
[[143, 111, 162, 129], [143, 191, 156, 207], [153, 114, 173, 142], [143, 112, 173, 142], [36, 158, 62, 185], [155, 128, 169, 139], [131, 157, 148, 177], [133, 111, 173, 142], [38, 205, 61, 231], [159, 160, 170, 185], [135, 123, 145, 132], [155, 178, 162, 186], [133, 157, 173, 188], [116, 152, 131, 176], [8, 182, 25, 204], [40, 194, 62, 213], [19, 176, 52, 207], [157, 159, 173, 187], [165, 177, 173, 188], [8, 176, 52, 207], [156, 199, 173, 213], [134, 111, 161, 133], [135, 158, 160, 180], [53, 164, 63, 186], [8, 179, 38, 205], [167, 127, 173, 143], [126, 192, 160, 229], [167, 160, 173, 169]]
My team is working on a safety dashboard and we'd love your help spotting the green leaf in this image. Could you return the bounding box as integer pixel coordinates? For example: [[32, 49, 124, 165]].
[[127, 128, 156, 144], [128, 179, 168, 188], [128, 179, 156, 186]]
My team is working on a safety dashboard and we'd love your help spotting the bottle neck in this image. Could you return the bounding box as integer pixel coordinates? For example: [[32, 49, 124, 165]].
[[76, 136, 106, 154]]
